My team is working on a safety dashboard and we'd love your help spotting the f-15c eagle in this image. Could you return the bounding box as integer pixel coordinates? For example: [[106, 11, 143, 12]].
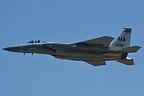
[[3, 28, 141, 66]]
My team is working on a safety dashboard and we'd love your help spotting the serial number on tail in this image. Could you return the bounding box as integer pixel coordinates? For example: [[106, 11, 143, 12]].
[[115, 43, 124, 47]]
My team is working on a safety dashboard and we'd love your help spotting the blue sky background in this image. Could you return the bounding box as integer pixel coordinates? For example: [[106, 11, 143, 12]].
[[0, 0, 144, 96]]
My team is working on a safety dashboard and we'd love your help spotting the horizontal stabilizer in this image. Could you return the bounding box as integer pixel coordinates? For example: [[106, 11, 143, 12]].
[[84, 60, 106, 66], [75, 36, 114, 47], [118, 46, 141, 53], [117, 59, 134, 65]]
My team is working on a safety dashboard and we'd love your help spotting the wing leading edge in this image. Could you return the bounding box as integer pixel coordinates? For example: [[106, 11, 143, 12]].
[[74, 36, 114, 47]]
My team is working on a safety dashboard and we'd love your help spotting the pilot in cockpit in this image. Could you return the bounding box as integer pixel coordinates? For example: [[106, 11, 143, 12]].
[[37, 40, 40, 43]]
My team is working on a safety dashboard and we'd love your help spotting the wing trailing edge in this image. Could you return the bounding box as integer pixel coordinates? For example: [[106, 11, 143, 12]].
[[84, 60, 106, 66]]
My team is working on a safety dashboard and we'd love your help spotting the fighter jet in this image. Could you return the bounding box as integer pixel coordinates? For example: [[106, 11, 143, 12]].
[[3, 28, 141, 66]]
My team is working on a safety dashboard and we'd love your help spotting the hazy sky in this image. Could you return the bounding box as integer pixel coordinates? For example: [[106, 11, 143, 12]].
[[1, 0, 144, 96]]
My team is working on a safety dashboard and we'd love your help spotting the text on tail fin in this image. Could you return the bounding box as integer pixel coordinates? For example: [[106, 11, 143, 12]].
[[110, 28, 132, 51]]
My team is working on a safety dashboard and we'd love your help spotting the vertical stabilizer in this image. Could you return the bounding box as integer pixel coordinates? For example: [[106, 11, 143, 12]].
[[110, 28, 132, 51]]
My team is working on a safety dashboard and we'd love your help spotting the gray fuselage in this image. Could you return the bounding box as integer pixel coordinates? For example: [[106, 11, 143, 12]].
[[4, 42, 123, 61]]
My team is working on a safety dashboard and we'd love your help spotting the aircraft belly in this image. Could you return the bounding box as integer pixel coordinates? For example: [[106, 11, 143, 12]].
[[54, 51, 122, 61], [53, 51, 101, 61], [54, 55, 101, 61], [102, 53, 122, 60]]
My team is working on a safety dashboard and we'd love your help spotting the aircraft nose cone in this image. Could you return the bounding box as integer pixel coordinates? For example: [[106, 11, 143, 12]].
[[3, 47, 21, 52], [3, 47, 14, 52], [3, 47, 11, 51]]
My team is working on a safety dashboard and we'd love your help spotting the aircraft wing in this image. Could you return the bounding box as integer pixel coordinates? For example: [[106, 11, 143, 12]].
[[74, 36, 114, 47], [84, 60, 106, 66]]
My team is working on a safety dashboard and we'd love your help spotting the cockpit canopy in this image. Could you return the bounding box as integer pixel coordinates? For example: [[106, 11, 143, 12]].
[[27, 40, 44, 43]]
